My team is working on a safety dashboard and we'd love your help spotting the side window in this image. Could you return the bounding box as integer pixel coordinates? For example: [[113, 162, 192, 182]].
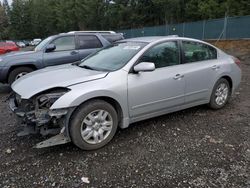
[[139, 41, 180, 68], [101, 34, 124, 43], [78, 35, 103, 49], [182, 41, 217, 63], [51, 36, 75, 51]]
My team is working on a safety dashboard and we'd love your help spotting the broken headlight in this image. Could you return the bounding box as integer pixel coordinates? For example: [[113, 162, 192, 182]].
[[37, 89, 70, 109]]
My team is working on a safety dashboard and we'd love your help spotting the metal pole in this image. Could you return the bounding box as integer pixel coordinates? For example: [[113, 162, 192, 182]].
[[202, 20, 205, 40], [223, 16, 228, 39], [166, 23, 168, 36], [182, 23, 185, 37]]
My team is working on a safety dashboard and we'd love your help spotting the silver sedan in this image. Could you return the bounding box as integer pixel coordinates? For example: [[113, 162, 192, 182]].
[[10, 36, 241, 150]]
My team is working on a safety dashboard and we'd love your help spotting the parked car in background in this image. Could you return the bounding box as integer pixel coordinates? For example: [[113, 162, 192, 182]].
[[0, 31, 124, 84], [16, 41, 26, 48], [23, 40, 31, 46], [5, 40, 15, 43], [30, 39, 42, 46], [0, 42, 19, 55], [9, 36, 241, 150]]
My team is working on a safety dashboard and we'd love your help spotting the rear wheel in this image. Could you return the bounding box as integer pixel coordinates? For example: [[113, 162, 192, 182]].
[[8, 67, 34, 84], [70, 100, 118, 150], [209, 78, 231, 109]]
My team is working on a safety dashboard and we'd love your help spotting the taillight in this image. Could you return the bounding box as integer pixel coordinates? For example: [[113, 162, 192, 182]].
[[233, 57, 241, 68]]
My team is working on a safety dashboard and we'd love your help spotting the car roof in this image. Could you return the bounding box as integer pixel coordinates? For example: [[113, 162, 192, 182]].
[[68, 31, 116, 34], [121, 36, 179, 43], [121, 36, 208, 43], [57, 32, 121, 36]]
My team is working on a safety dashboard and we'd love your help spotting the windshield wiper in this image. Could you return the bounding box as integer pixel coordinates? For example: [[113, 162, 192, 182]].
[[71, 60, 81, 66], [78, 64, 110, 72], [80, 65, 96, 70]]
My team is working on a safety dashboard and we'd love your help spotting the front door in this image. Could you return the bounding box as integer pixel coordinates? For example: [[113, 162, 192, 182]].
[[128, 41, 185, 118], [43, 35, 80, 67]]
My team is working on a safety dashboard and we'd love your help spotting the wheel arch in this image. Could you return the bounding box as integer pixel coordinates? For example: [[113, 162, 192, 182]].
[[51, 88, 129, 125], [64, 96, 125, 140], [220, 75, 233, 92], [208, 74, 234, 104], [208, 75, 233, 109], [7, 64, 37, 81], [85, 96, 124, 125]]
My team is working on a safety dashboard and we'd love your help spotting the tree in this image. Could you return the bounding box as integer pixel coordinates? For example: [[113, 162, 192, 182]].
[[3, 0, 10, 14], [0, 2, 9, 40], [0, 0, 249, 39], [9, 0, 32, 39]]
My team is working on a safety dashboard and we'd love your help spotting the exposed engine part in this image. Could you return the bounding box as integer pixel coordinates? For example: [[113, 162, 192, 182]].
[[17, 125, 38, 137], [9, 89, 74, 148], [9, 90, 70, 136]]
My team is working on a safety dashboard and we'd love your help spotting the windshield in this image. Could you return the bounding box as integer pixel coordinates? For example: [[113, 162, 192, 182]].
[[79, 42, 147, 71], [34, 36, 53, 51]]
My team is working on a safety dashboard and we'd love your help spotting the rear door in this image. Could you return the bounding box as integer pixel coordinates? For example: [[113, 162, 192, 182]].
[[76, 35, 103, 60], [43, 35, 80, 66], [180, 40, 219, 104]]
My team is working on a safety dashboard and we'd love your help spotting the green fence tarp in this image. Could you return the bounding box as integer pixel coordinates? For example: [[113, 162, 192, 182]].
[[118, 15, 250, 40]]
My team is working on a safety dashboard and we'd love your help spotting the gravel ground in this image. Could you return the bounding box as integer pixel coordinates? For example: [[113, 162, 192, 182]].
[[0, 57, 249, 188]]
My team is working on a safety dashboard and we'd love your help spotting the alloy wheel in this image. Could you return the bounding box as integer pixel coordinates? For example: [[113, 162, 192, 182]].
[[215, 83, 229, 106], [80, 109, 113, 144], [15, 72, 28, 80]]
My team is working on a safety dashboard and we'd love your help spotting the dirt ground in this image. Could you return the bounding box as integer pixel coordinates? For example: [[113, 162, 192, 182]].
[[0, 55, 249, 188]]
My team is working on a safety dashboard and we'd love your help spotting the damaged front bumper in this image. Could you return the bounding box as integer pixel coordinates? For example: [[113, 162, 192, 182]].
[[9, 95, 73, 148]]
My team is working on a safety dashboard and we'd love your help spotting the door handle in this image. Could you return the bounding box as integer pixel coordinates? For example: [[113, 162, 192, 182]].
[[211, 65, 220, 70], [173, 74, 184, 80], [71, 50, 78, 55]]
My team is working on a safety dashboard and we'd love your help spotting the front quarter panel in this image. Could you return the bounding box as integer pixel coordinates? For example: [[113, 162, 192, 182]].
[[50, 70, 129, 126], [4, 51, 44, 69]]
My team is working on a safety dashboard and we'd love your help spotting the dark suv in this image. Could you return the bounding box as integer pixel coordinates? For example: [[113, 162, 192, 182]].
[[0, 31, 124, 84]]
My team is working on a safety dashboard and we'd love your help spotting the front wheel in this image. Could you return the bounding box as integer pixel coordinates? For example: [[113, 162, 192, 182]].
[[209, 78, 231, 109], [8, 67, 33, 84], [69, 100, 118, 150]]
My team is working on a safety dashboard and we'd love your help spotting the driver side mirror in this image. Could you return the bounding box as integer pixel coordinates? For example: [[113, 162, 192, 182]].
[[133, 62, 155, 73], [45, 44, 56, 52]]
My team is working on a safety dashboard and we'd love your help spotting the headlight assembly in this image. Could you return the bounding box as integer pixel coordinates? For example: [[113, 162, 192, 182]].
[[37, 89, 70, 108], [49, 109, 68, 117]]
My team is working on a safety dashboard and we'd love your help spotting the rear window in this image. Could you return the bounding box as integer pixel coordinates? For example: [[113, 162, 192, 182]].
[[182, 41, 217, 63], [101, 34, 124, 43], [78, 35, 103, 49]]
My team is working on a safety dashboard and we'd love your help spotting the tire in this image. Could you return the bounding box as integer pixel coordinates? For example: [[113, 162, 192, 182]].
[[8, 67, 34, 84], [70, 100, 118, 150], [209, 78, 231, 109]]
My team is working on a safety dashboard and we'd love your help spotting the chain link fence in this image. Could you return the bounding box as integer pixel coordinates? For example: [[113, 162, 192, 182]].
[[118, 15, 250, 40]]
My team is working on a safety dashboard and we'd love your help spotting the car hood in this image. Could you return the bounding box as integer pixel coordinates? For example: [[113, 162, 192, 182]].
[[2, 50, 36, 57], [12, 64, 108, 99], [0, 51, 38, 65]]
